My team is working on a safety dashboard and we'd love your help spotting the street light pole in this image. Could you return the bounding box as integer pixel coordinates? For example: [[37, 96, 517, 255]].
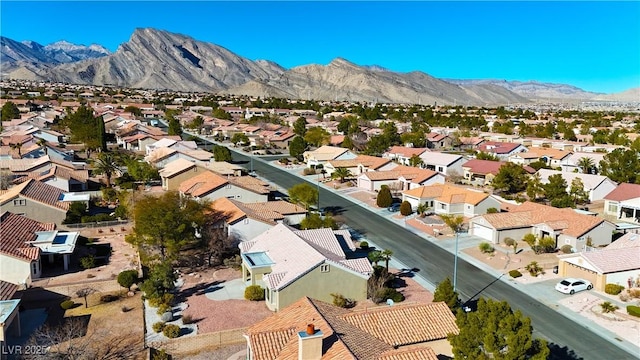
[[317, 171, 320, 211], [453, 230, 459, 292]]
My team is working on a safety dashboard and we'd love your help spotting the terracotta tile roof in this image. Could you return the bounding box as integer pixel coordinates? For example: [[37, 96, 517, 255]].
[[378, 347, 439, 360], [0, 212, 54, 261], [462, 159, 504, 175], [35, 165, 88, 183], [0, 156, 51, 173], [0, 179, 69, 210], [605, 233, 640, 250], [604, 183, 640, 201], [294, 228, 347, 259], [403, 184, 489, 205], [341, 302, 458, 346], [158, 158, 196, 178], [0, 280, 18, 301], [479, 201, 607, 238], [328, 155, 392, 170], [385, 146, 429, 158], [581, 247, 640, 273], [228, 176, 271, 195], [477, 141, 522, 154], [242, 200, 307, 216], [525, 147, 572, 160], [304, 146, 351, 161], [146, 147, 177, 163], [427, 132, 447, 142], [249, 327, 296, 360], [211, 197, 283, 225], [178, 171, 228, 198]]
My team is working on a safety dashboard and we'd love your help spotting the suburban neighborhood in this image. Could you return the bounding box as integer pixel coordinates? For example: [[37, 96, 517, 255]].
[[0, 79, 639, 359]]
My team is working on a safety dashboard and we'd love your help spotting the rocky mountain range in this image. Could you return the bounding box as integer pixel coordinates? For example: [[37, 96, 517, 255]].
[[1, 28, 637, 105]]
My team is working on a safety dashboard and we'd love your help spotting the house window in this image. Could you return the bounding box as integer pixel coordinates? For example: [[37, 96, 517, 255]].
[[32, 262, 37, 275], [227, 196, 235, 199], [608, 203, 618, 213], [226, 184, 231, 189], [565, 239, 571, 244], [244, 218, 249, 224], [438, 166, 444, 172], [13, 199, 26, 206], [440, 203, 446, 210], [320, 265, 329, 273]]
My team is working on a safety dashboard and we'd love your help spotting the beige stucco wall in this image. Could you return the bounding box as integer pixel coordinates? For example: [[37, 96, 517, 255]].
[[3, 197, 66, 224], [164, 166, 201, 191], [0, 254, 34, 286], [273, 263, 368, 311]]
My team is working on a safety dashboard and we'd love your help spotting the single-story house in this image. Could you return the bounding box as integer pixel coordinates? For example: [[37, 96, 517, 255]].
[[382, 146, 429, 165], [402, 184, 501, 217], [537, 169, 618, 202], [357, 166, 444, 193], [462, 160, 535, 185], [324, 155, 396, 178], [469, 201, 616, 251], [419, 151, 466, 176], [559, 152, 606, 174], [179, 171, 270, 203], [245, 297, 458, 359], [603, 183, 640, 224], [303, 146, 356, 168], [476, 141, 527, 160], [509, 148, 572, 167], [240, 224, 372, 311], [426, 132, 453, 150]]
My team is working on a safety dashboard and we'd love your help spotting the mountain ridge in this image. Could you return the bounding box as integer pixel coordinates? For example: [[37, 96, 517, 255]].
[[1, 28, 637, 104]]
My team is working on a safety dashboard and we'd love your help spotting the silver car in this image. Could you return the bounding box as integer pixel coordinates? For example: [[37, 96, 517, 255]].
[[555, 278, 593, 295]]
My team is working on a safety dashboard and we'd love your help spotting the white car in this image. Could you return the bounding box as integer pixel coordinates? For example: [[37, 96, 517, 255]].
[[555, 278, 593, 295]]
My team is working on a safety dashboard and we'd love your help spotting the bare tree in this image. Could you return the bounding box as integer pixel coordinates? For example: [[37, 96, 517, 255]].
[[0, 171, 12, 190], [199, 211, 239, 267], [23, 317, 142, 360], [75, 287, 97, 308]]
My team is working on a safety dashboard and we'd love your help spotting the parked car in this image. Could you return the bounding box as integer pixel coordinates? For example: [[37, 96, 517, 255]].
[[388, 203, 401, 212], [555, 278, 593, 295]]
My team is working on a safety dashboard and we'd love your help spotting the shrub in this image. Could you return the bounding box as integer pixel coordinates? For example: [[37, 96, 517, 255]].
[[60, 300, 75, 310], [600, 301, 619, 313], [223, 254, 242, 270], [303, 167, 316, 175], [100, 294, 119, 303], [605, 283, 625, 295], [163, 324, 181, 339], [148, 293, 174, 308], [152, 322, 166, 333], [486, 207, 499, 214], [279, 158, 290, 165], [560, 245, 573, 254], [503, 238, 515, 247], [181, 314, 194, 324], [376, 186, 393, 208], [627, 305, 640, 317], [479, 242, 494, 254], [331, 293, 356, 308], [79, 255, 96, 269], [538, 236, 556, 253], [156, 303, 172, 316], [628, 288, 640, 299], [117, 270, 139, 289], [523, 234, 537, 248], [399, 201, 412, 216], [509, 270, 523, 278], [244, 285, 265, 301], [375, 288, 405, 303], [525, 261, 544, 277], [359, 241, 369, 249]]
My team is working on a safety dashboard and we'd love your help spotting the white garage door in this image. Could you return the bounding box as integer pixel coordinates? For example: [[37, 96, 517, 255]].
[[472, 223, 493, 242]]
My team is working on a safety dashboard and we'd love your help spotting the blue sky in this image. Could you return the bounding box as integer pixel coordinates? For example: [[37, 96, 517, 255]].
[[2, 1, 639, 94]]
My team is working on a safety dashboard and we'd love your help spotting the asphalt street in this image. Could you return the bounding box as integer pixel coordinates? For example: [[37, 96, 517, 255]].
[[195, 135, 638, 360]]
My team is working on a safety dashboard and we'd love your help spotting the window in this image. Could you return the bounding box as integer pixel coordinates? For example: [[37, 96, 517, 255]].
[[244, 218, 249, 224], [226, 184, 231, 189], [320, 265, 329, 273], [31, 262, 37, 275], [13, 199, 26, 206], [608, 203, 618, 213], [440, 203, 446, 210], [565, 238, 571, 244], [227, 196, 235, 199]]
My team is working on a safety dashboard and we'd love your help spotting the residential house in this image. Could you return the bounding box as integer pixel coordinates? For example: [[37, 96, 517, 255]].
[[419, 151, 466, 176], [239, 224, 373, 311], [324, 155, 395, 178], [476, 141, 527, 160], [268, 132, 296, 149], [560, 152, 606, 174], [179, 171, 270, 203], [457, 136, 485, 151], [382, 146, 429, 166], [462, 160, 535, 185], [557, 235, 640, 292], [145, 147, 213, 169], [0, 180, 72, 224], [603, 183, 640, 224], [537, 169, 617, 202], [202, 161, 244, 177], [158, 158, 204, 191], [469, 202, 616, 251], [303, 146, 356, 168], [509, 148, 572, 168], [244, 296, 458, 359], [357, 166, 444, 193], [402, 184, 500, 217], [426, 132, 452, 150], [16, 165, 89, 192], [145, 138, 198, 156]]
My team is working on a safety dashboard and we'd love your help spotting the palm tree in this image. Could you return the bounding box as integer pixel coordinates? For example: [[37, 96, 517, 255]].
[[92, 153, 121, 188], [331, 167, 353, 183], [367, 250, 383, 267], [409, 154, 424, 168], [416, 203, 429, 216], [381, 249, 393, 272], [9, 142, 23, 158], [36, 138, 48, 155], [576, 157, 595, 174]]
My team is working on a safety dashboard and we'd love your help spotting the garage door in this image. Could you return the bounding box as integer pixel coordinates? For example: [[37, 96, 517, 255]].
[[563, 262, 598, 284], [471, 223, 493, 242]]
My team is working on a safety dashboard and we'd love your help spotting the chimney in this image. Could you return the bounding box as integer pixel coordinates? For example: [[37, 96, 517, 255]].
[[298, 323, 323, 360]]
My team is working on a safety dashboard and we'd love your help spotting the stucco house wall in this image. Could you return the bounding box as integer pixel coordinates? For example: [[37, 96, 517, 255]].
[[0, 254, 37, 286], [3, 197, 66, 224]]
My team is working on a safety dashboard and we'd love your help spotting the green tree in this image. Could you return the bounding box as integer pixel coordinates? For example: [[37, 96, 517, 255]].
[[300, 212, 338, 230], [380, 249, 393, 272], [544, 174, 569, 204], [341, 135, 354, 150], [304, 127, 331, 147], [288, 183, 318, 210], [167, 117, 182, 136], [331, 167, 353, 183], [140, 261, 177, 299], [36, 137, 49, 155], [65, 105, 101, 151], [363, 135, 390, 156], [1, 101, 20, 121], [293, 117, 308, 137], [289, 136, 307, 160], [129, 191, 207, 261], [449, 298, 549, 360], [96, 117, 107, 152], [230, 133, 248, 146], [599, 148, 640, 184], [212, 107, 232, 120], [433, 277, 460, 310], [476, 152, 499, 161], [123, 105, 142, 116], [492, 162, 528, 194], [126, 160, 160, 183], [400, 201, 412, 216], [92, 152, 121, 188], [63, 202, 88, 224], [526, 173, 544, 202], [569, 177, 589, 205], [408, 154, 424, 168], [117, 270, 139, 289], [376, 185, 393, 208], [440, 214, 465, 234], [213, 145, 232, 162], [367, 250, 383, 267], [576, 157, 595, 174], [189, 116, 205, 130]]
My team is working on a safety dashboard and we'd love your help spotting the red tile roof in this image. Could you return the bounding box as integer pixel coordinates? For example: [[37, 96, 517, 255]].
[[477, 141, 522, 154], [604, 183, 640, 201], [0, 212, 54, 261]]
